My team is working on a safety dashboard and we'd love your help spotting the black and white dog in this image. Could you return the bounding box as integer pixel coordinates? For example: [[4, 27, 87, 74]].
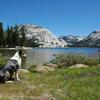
[[0, 49, 26, 83]]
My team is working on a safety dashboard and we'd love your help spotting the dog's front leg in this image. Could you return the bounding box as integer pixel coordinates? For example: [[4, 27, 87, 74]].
[[15, 70, 20, 81]]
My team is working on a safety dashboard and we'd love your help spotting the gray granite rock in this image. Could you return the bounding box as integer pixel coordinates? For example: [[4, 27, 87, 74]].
[[18, 24, 67, 47]]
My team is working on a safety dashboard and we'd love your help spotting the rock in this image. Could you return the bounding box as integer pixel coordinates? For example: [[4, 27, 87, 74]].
[[18, 69, 29, 73], [34, 66, 47, 73], [33, 65, 55, 73], [46, 63, 58, 68], [30, 63, 58, 73], [70, 64, 88, 68]]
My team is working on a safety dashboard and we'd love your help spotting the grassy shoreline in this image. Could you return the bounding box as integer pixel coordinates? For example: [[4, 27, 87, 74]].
[[0, 67, 100, 100]]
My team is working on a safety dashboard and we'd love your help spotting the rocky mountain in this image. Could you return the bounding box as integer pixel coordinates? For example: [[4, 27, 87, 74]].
[[18, 25, 100, 47], [60, 35, 85, 46], [18, 24, 67, 47], [77, 30, 100, 47], [58, 38, 68, 47]]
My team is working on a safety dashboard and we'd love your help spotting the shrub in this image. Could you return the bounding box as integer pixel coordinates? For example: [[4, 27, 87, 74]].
[[0, 54, 6, 68], [28, 64, 37, 72], [50, 53, 99, 67]]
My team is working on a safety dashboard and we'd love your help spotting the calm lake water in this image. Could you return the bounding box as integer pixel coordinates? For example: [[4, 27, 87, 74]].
[[0, 48, 100, 69]]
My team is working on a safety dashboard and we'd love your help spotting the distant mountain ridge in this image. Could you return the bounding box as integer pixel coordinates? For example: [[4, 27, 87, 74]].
[[60, 35, 85, 46], [76, 30, 100, 47]]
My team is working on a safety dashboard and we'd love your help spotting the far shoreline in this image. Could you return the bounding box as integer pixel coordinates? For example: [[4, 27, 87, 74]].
[[0, 46, 100, 50]]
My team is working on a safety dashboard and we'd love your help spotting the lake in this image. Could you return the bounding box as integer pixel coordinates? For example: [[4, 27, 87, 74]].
[[0, 48, 100, 69]]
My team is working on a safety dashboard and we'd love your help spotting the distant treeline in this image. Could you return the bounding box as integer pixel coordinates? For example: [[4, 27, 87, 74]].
[[0, 22, 39, 48]]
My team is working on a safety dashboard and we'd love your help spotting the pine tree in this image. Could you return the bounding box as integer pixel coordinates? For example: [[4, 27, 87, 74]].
[[12, 24, 19, 47], [5, 25, 12, 47], [0, 22, 4, 47], [26, 36, 39, 47], [20, 25, 26, 46]]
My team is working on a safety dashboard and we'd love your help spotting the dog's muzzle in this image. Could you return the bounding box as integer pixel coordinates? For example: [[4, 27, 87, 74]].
[[23, 54, 27, 58]]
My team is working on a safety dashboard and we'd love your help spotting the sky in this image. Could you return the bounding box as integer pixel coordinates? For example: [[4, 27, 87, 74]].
[[0, 0, 100, 36]]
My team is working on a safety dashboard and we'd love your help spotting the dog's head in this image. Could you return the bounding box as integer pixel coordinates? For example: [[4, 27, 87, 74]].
[[18, 49, 27, 58]]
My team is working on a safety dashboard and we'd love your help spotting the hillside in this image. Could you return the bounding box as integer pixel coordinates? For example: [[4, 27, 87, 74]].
[[77, 30, 100, 47], [18, 24, 67, 47], [60, 35, 85, 46]]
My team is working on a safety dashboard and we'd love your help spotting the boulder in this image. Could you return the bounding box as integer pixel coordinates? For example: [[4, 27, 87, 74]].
[[46, 63, 58, 68], [18, 69, 29, 73], [70, 64, 88, 68], [33, 65, 55, 73]]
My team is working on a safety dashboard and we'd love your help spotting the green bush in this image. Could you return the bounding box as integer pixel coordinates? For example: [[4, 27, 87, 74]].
[[0, 54, 6, 67], [28, 64, 37, 72], [51, 53, 99, 67]]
